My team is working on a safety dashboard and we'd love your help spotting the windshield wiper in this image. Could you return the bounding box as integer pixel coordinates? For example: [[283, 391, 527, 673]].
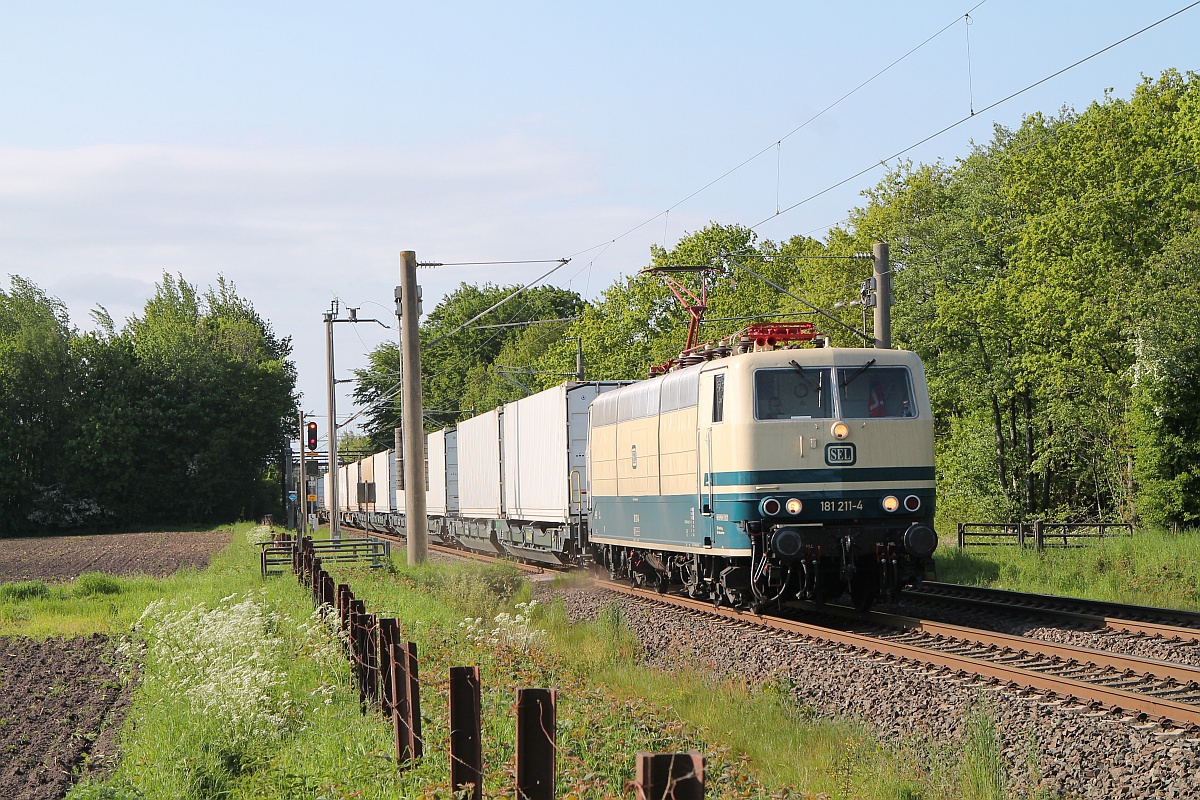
[[790, 359, 825, 408], [840, 358, 876, 388]]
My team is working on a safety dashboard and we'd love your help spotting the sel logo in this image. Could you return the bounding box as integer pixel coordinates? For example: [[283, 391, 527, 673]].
[[825, 443, 856, 466]]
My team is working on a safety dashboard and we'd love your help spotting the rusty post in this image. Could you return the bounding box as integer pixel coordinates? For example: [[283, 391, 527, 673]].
[[449, 666, 483, 800], [351, 613, 364, 707], [633, 752, 705, 800], [391, 641, 423, 763], [350, 602, 367, 710], [337, 585, 351, 633], [378, 618, 397, 717], [311, 557, 322, 601], [514, 688, 556, 800], [406, 642, 423, 759], [363, 613, 379, 709], [390, 642, 409, 762]]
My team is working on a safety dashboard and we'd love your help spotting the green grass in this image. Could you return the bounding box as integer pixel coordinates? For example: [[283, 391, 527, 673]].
[[0, 526, 257, 638], [935, 527, 1200, 610], [0, 524, 1011, 798]]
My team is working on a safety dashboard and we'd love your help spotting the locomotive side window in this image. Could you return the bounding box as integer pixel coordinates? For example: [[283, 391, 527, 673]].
[[838, 365, 916, 418], [754, 367, 833, 420], [712, 373, 724, 422]]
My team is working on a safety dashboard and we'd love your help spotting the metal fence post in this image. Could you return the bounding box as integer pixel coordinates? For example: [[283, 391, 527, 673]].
[[392, 641, 423, 764], [449, 666, 483, 800], [515, 688, 556, 800], [363, 613, 379, 709], [634, 752, 705, 800], [379, 618, 398, 717]]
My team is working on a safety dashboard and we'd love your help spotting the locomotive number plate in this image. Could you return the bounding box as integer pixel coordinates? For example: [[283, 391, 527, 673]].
[[819, 499, 864, 512], [824, 443, 857, 465]]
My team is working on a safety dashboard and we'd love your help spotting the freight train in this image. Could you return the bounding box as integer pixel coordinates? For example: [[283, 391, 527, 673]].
[[320, 324, 937, 611]]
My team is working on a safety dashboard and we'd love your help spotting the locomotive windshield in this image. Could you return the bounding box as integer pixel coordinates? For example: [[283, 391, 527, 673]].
[[838, 365, 916, 418], [754, 366, 834, 419], [755, 364, 918, 420]]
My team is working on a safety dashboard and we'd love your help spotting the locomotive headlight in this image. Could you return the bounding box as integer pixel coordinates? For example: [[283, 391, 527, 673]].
[[882, 495, 900, 512], [785, 498, 803, 515], [760, 497, 782, 516], [831, 421, 850, 440]]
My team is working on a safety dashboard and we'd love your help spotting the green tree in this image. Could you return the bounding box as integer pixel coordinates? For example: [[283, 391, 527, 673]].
[[1128, 223, 1200, 527], [0, 277, 74, 532]]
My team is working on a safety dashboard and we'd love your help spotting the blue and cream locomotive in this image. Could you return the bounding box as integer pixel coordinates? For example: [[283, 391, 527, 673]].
[[588, 326, 937, 610]]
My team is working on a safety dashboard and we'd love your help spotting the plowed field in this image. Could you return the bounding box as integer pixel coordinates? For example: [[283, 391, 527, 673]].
[[0, 635, 128, 800], [0, 530, 231, 582], [0, 529, 233, 798]]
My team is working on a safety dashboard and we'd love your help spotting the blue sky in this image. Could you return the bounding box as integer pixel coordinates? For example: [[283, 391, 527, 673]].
[[2, 1, 1197, 432]]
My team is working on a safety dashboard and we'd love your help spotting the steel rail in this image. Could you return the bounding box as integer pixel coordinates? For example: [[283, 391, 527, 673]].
[[905, 582, 1200, 641], [602, 581, 1200, 728], [814, 604, 1200, 685]]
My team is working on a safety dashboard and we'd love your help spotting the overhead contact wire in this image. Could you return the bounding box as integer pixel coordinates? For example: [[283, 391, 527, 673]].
[[752, 0, 1200, 230]]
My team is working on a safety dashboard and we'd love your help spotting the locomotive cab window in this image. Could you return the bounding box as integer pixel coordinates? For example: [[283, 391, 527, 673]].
[[754, 367, 833, 420], [839, 365, 916, 418], [712, 373, 725, 422]]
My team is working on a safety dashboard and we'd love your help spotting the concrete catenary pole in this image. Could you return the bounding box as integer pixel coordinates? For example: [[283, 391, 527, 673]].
[[873, 242, 891, 349], [325, 309, 341, 540], [297, 409, 307, 537], [398, 251, 428, 564]]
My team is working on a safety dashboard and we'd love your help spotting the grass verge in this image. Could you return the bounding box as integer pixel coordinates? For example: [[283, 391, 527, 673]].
[[934, 526, 1200, 610], [0, 524, 1011, 799]]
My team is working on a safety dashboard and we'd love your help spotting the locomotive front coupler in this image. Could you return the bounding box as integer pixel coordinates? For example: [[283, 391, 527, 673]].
[[839, 535, 856, 582]]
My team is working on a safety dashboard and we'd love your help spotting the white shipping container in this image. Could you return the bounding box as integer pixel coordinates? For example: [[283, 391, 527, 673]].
[[445, 430, 460, 514], [427, 430, 448, 516], [458, 409, 503, 518], [389, 450, 398, 512], [503, 385, 567, 523], [322, 470, 332, 511], [341, 463, 354, 511], [503, 383, 620, 523], [372, 451, 392, 511]]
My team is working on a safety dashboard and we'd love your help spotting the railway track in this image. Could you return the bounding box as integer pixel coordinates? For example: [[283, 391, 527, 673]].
[[903, 582, 1200, 641], [599, 581, 1200, 730], [326, 521, 1200, 729]]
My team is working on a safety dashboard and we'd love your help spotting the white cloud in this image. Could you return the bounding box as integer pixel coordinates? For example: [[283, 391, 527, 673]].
[[0, 138, 697, 411]]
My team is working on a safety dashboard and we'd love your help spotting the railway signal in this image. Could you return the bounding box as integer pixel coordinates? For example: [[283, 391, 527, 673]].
[[307, 422, 318, 451]]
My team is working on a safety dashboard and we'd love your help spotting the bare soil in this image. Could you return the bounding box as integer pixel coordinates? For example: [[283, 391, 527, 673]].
[[0, 530, 231, 583], [0, 635, 129, 800], [0, 530, 232, 798]]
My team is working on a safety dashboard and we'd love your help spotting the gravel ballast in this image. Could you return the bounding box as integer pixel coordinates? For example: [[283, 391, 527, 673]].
[[551, 584, 1200, 799]]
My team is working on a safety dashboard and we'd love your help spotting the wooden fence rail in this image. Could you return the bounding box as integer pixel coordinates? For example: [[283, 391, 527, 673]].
[[957, 520, 1133, 551], [271, 532, 704, 797]]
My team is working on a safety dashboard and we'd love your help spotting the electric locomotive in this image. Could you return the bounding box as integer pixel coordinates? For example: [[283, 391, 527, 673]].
[[588, 324, 937, 610]]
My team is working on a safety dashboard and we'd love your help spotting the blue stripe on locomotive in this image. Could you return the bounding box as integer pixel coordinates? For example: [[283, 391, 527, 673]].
[[591, 486, 935, 555]]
